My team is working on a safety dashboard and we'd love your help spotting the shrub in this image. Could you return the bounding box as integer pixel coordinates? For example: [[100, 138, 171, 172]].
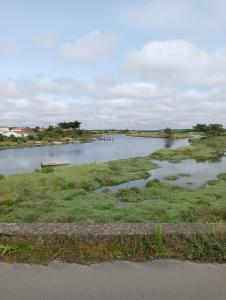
[[41, 167, 54, 174], [146, 179, 160, 188], [183, 233, 226, 262], [62, 182, 76, 190], [217, 173, 226, 181]]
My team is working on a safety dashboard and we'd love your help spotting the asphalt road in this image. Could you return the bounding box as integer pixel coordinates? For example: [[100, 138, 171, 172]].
[[0, 259, 226, 300]]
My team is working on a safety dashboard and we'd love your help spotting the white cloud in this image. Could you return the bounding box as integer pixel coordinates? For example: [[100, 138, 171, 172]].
[[0, 42, 17, 57], [122, 0, 226, 33], [1, 77, 226, 129], [60, 31, 118, 62], [124, 40, 226, 87], [123, 0, 193, 29], [34, 32, 60, 49]]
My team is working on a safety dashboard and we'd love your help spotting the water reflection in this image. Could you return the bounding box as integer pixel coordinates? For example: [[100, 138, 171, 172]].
[[151, 158, 226, 188], [164, 138, 175, 148], [97, 156, 226, 193]]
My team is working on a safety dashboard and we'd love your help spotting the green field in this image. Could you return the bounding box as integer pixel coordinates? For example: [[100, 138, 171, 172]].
[[0, 136, 226, 223]]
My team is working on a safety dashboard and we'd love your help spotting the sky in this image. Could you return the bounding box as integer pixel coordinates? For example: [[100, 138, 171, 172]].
[[1, 0, 226, 129]]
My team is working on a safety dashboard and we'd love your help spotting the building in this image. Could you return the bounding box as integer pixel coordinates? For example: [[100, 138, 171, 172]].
[[11, 128, 29, 137], [37, 127, 46, 132], [0, 126, 10, 135], [0, 126, 34, 138], [3, 132, 22, 138]]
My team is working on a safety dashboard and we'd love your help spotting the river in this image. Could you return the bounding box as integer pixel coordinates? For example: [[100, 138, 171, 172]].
[[0, 135, 188, 175]]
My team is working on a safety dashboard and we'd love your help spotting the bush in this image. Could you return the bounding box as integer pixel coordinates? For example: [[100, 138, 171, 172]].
[[108, 161, 121, 173], [183, 233, 226, 262], [217, 173, 226, 181], [146, 179, 160, 188], [41, 167, 54, 174], [0, 174, 5, 180], [62, 182, 76, 190]]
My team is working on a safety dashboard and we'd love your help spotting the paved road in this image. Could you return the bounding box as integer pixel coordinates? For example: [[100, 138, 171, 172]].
[[0, 260, 226, 300]]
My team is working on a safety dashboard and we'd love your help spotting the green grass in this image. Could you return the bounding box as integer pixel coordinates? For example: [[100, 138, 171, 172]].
[[0, 157, 158, 223], [151, 136, 226, 162], [0, 168, 226, 223], [128, 131, 189, 139], [0, 231, 225, 264], [164, 173, 191, 181]]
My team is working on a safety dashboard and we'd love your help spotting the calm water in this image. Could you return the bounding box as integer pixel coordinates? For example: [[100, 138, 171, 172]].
[[97, 157, 226, 193], [151, 158, 226, 188], [0, 135, 188, 175]]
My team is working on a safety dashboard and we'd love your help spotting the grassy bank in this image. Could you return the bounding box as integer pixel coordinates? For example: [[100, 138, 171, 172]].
[[0, 231, 225, 264], [128, 131, 189, 139], [151, 136, 226, 162], [0, 136, 96, 151], [0, 141, 52, 151]]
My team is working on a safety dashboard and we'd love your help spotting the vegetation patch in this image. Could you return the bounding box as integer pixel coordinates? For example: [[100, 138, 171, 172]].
[[164, 173, 191, 181], [0, 230, 225, 264], [151, 135, 226, 163], [128, 130, 189, 139], [0, 157, 158, 223]]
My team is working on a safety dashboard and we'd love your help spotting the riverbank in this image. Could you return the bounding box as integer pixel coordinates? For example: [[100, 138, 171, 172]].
[[151, 136, 226, 162], [0, 224, 225, 264], [0, 136, 97, 151], [127, 131, 190, 139], [0, 130, 188, 151]]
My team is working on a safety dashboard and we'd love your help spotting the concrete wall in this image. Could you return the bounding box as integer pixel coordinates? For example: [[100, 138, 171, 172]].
[[0, 223, 225, 245]]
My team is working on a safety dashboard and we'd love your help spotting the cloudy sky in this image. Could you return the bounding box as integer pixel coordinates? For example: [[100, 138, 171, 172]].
[[1, 0, 226, 129]]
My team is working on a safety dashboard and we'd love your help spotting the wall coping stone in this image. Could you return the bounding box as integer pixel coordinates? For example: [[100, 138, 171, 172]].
[[0, 223, 225, 237]]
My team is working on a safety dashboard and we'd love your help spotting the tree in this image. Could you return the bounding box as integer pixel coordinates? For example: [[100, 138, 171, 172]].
[[28, 135, 35, 140], [47, 125, 54, 131], [193, 123, 209, 133], [57, 121, 81, 130], [193, 123, 225, 136], [164, 127, 173, 137], [208, 124, 225, 136], [34, 126, 40, 133], [0, 134, 4, 142]]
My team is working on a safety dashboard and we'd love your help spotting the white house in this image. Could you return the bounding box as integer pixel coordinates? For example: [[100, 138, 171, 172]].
[[3, 132, 23, 138], [0, 126, 10, 135], [11, 128, 29, 137], [0, 126, 29, 138]]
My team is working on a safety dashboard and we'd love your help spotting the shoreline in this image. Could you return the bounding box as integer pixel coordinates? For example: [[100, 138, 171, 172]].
[[0, 132, 190, 151], [0, 138, 95, 151]]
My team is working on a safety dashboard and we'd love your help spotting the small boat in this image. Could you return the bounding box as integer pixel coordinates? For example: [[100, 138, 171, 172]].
[[41, 161, 69, 168], [97, 136, 114, 141], [52, 141, 63, 145]]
